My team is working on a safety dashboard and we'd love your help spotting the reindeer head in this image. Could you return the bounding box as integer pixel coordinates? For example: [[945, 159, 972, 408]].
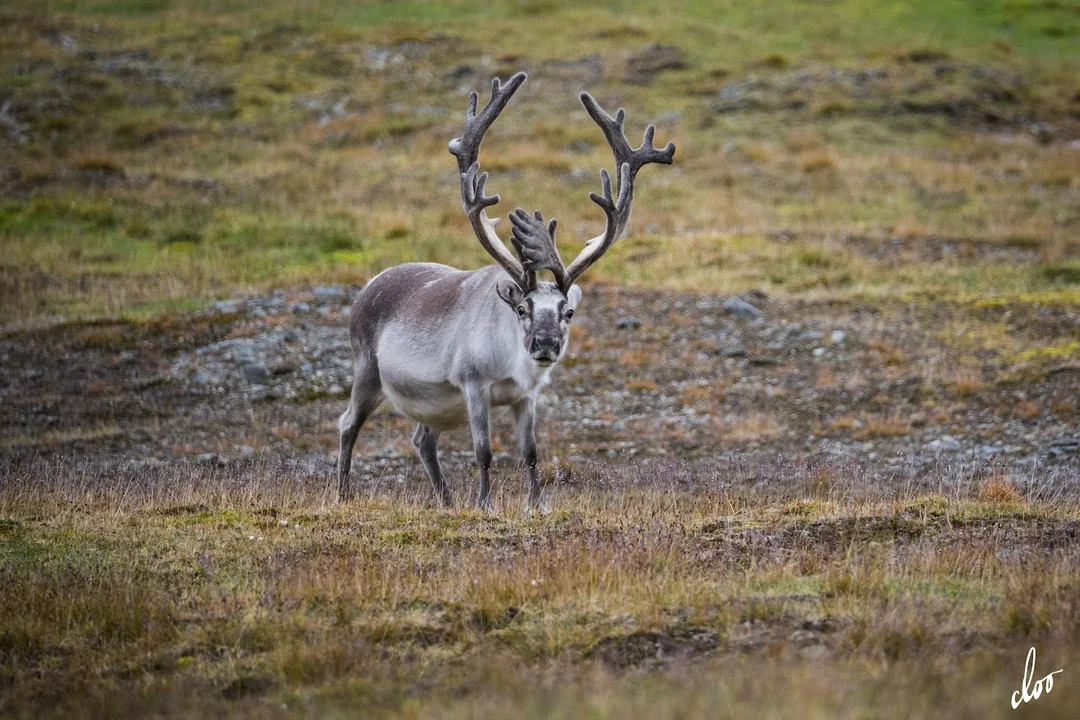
[[449, 72, 674, 367], [495, 276, 581, 366]]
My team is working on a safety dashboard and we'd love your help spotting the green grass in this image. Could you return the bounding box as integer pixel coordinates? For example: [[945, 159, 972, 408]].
[[1, 0, 1078, 325]]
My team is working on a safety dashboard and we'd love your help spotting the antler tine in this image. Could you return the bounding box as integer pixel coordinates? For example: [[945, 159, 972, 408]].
[[449, 72, 528, 175], [561, 93, 675, 291], [449, 72, 532, 290], [579, 92, 675, 184], [509, 207, 567, 290]]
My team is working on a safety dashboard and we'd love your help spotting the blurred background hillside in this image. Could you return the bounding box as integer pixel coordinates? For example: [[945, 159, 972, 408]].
[[1, 0, 1077, 327]]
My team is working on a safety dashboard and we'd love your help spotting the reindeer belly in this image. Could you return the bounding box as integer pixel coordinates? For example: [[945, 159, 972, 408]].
[[379, 376, 468, 431], [374, 325, 467, 429]]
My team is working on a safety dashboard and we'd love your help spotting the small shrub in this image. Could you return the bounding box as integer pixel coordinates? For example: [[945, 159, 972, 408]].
[[947, 370, 986, 399], [1038, 262, 1080, 285], [855, 414, 910, 439], [1014, 400, 1041, 420], [798, 151, 836, 174], [977, 477, 1023, 504]]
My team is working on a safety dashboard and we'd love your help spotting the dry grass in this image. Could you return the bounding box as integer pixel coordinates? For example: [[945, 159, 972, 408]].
[[868, 341, 909, 367], [976, 476, 1024, 504], [1, 459, 1078, 717], [713, 412, 784, 442], [1014, 400, 1042, 420], [855, 414, 911, 439], [946, 368, 988, 399]]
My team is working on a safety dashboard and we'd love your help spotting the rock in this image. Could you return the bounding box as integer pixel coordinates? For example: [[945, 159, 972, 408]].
[[927, 435, 962, 452], [270, 361, 297, 376], [722, 296, 764, 318], [748, 356, 783, 367], [444, 64, 474, 82], [616, 316, 642, 331], [540, 55, 604, 85], [802, 616, 836, 633], [242, 362, 270, 385], [313, 286, 346, 301], [249, 384, 272, 399], [1030, 122, 1055, 145], [192, 370, 216, 386], [290, 302, 311, 314], [788, 629, 820, 647], [799, 644, 831, 660], [1048, 438, 1078, 458], [626, 44, 687, 85], [812, 347, 826, 358], [212, 299, 240, 314], [570, 139, 591, 154], [716, 347, 747, 358], [830, 330, 847, 344]]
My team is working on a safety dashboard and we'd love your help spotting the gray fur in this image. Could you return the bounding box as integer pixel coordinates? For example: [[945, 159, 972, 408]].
[[337, 263, 579, 508]]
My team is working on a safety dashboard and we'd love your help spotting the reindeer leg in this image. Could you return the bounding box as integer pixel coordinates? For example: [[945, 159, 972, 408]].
[[464, 380, 494, 511], [412, 424, 450, 507], [337, 354, 383, 501], [511, 397, 542, 510]]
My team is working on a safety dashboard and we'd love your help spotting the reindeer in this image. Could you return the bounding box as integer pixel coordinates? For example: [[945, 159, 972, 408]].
[[337, 72, 675, 509]]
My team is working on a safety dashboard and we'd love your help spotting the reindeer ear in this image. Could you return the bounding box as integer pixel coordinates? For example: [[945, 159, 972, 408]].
[[566, 284, 582, 310], [496, 278, 525, 307]]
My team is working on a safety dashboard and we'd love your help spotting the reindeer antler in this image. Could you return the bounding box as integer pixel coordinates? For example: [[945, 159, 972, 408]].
[[508, 208, 568, 289], [449, 73, 535, 290], [558, 93, 676, 292], [449, 79, 674, 295]]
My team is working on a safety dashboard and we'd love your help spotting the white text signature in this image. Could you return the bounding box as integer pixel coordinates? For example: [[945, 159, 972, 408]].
[[1011, 646, 1063, 709]]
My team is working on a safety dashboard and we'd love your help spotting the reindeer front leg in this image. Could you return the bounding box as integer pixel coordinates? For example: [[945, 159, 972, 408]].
[[464, 380, 494, 511], [511, 397, 541, 509]]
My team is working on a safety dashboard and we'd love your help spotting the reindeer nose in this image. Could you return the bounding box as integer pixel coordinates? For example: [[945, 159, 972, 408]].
[[530, 337, 561, 359]]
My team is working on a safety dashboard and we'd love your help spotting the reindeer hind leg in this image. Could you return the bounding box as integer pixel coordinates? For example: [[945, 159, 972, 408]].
[[412, 424, 451, 507], [337, 353, 383, 501]]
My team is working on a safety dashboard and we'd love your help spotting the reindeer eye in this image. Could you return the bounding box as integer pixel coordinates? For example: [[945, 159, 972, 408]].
[[565, 309, 574, 321], [516, 305, 527, 318]]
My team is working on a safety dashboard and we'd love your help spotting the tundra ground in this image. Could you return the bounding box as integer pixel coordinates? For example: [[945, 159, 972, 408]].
[[2, 283, 1078, 718], [1, 0, 1078, 717]]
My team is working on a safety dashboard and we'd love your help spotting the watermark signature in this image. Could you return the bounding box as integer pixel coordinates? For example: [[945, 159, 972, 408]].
[[1011, 646, 1063, 709]]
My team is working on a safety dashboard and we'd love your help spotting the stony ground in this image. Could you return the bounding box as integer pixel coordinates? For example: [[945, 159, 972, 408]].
[[2, 283, 1076, 504]]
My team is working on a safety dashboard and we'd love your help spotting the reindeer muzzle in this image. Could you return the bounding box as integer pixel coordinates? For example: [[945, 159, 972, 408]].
[[530, 338, 561, 364]]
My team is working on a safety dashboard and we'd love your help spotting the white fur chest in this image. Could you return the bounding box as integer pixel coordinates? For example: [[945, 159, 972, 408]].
[[490, 361, 552, 407]]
